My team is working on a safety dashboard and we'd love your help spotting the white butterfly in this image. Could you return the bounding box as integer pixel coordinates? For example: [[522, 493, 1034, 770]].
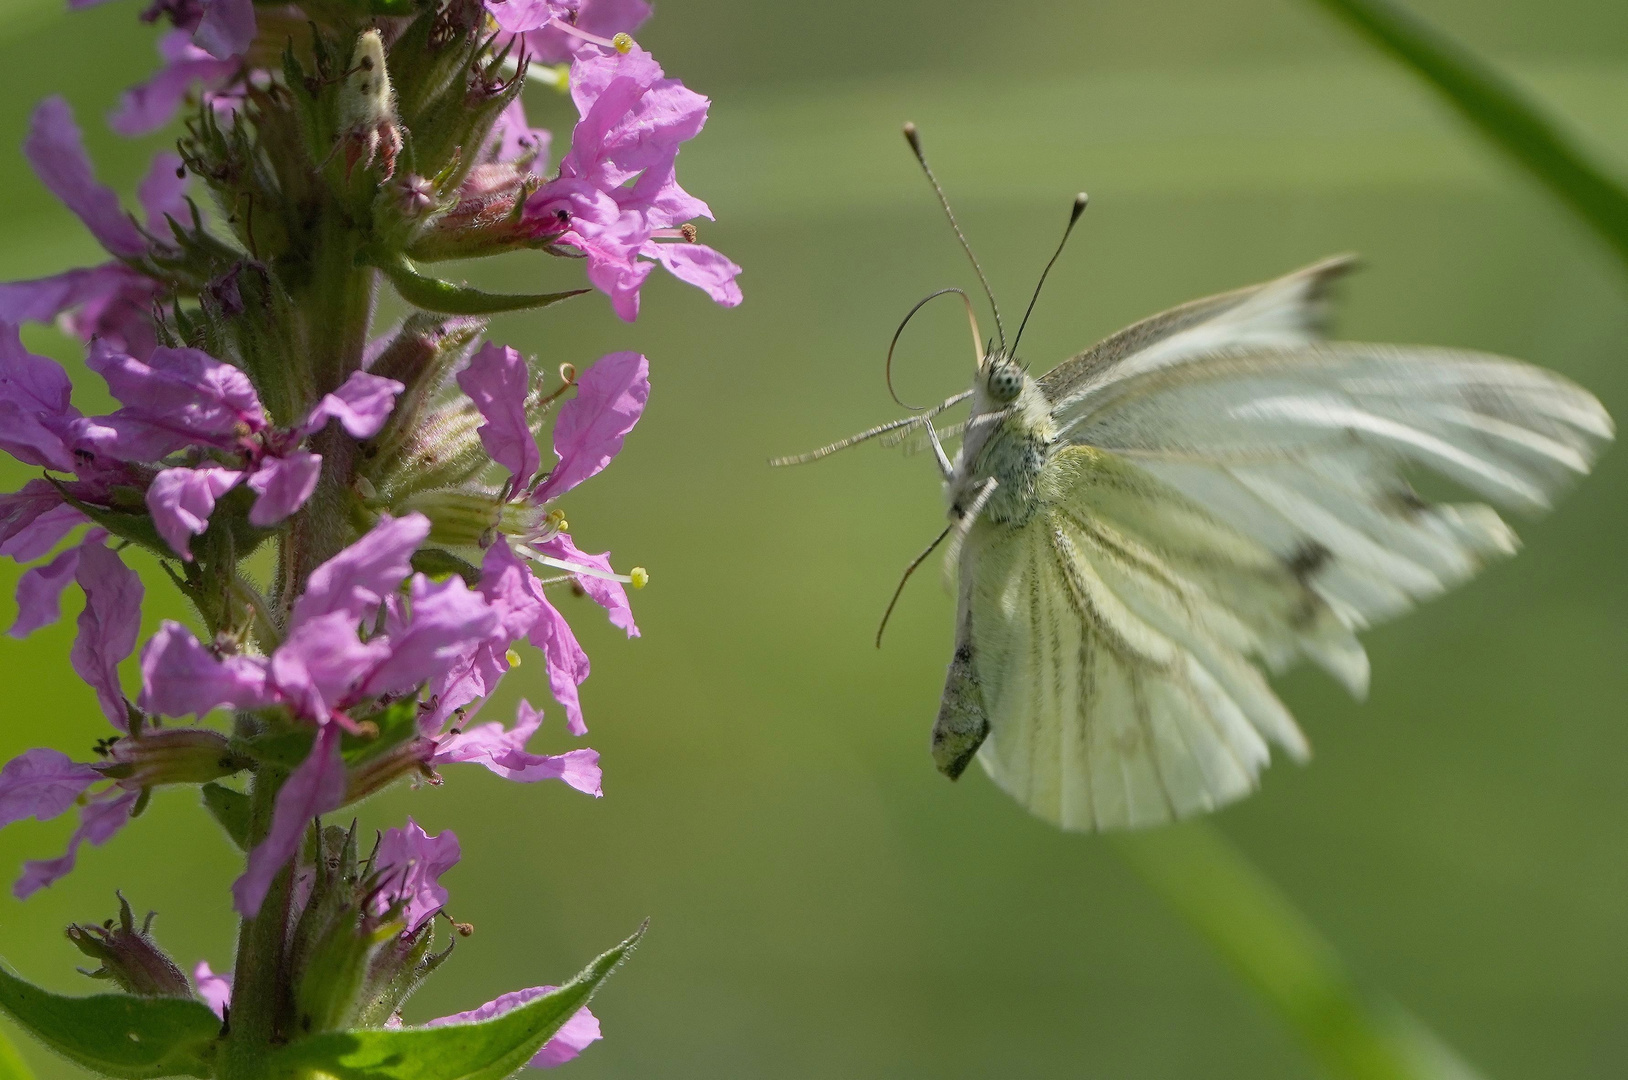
[[778, 133, 1613, 832]]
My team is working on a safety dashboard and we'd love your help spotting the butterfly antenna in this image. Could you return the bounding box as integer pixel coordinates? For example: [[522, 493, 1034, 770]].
[[886, 287, 984, 410], [902, 122, 1005, 350], [1011, 193, 1088, 355], [876, 522, 954, 648]]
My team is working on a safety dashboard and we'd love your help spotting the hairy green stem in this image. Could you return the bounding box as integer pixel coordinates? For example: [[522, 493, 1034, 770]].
[[1110, 822, 1484, 1080], [217, 765, 293, 1080]]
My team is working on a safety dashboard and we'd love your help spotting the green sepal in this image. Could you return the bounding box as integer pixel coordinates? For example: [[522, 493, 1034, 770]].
[[264, 924, 645, 1080], [0, 963, 219, 1080], [410, 548, 481, 587], [369, 252, 590, 316], [341, 699, 420, 765], [200, 783, 253, 850]]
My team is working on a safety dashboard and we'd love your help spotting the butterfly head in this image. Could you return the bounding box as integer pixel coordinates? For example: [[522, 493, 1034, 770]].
[[981, 349, 1027, 404]]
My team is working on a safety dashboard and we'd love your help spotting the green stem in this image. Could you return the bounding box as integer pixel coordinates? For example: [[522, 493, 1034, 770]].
[[1109, 822, 1484, 1080], [1309, 0, 1628, 268], [216, 764, 293, 1080]]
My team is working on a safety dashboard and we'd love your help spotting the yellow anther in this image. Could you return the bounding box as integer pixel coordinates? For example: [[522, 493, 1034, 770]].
[[506, 648, 522, 668], [612, 32, 634, 53], [630, 566, 649, 590]]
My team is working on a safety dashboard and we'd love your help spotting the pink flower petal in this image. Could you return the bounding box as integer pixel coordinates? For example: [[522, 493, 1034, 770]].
[[372, 819, 460, 933], [0, 748, 103, 829], [0, 481, 84, 562], [71, 537, 143, 730], [536, 534, 638, 638], [194, 961, 232, 1019], [292, 513, 430, 627], [9, 545, 82, 639], [139, 620, 273, 719], [15, 788, 137, 899], [146, 466, 244, 559], [432, 701, 602, 796], [112, 30, 239, 137], [24, 98, 147, 258], [457, 343, 541, 490], [247, 451, 321, 527], [193, 0, 255, 60], [535, 351, 647, 500], [303, 370, 404, 439], [233, 723, 345, 918], [647, 241, 742, 308]]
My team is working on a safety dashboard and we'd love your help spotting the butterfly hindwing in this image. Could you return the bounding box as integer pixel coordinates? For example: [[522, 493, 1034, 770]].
[[963, 447, 1332, 830]]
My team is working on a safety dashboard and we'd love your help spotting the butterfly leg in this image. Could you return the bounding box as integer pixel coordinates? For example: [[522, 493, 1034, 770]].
[[923, 417, 955, 480]]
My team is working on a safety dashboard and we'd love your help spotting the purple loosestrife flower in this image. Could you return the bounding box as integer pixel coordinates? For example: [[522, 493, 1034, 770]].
[[523, 45, 741, 321], [445, 345, 647, 734], [0, 0, 726, 1058], [370, 818, 459, 934], [0, 98, 187, 357]]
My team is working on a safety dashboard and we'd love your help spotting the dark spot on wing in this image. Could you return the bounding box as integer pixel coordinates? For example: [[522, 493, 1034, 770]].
[[1287, 541, 1333, 583], [1384, 486, 1430, 518]]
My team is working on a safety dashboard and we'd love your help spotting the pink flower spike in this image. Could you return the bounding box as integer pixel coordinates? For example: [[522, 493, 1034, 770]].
[[293, 513, 430, 627], [111, 31, 239, 137], [193, 0, 255, 60], [24, 98, 147, 258], [138, 621, 272, 719], [535, 351, 647, 501], [233, 723, 346, 918], [457, 343, 540, 490], [372, 819, 461, 933], [15, 788, 137, 899], [422, 986, 601, 1067], [303, 371, 405, 439], [0, 748, 103, 829], [71, 537, 143, 730], [267, 612, 391, 723], [247, 451, 321, 527], [194, 962, 232, 1020], [8, 544, 82, 639], [147, 466, 244, 559]]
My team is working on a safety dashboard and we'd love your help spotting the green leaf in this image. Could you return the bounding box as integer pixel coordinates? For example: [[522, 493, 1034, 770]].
[[1308, 0, 1628, 267], [369, 252, 591, 316], [0, 963, 219, 1080], [265, 923, 644, 1080], [200, 783, 252, 850]]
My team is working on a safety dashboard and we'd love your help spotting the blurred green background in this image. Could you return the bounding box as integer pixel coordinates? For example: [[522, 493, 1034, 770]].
[[0, 0, 1625, 1076]]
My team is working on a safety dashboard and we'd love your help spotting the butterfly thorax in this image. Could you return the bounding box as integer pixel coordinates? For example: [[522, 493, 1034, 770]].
[[949, 356, 1056, 526]]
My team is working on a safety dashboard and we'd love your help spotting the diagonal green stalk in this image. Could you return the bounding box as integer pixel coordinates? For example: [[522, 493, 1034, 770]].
[[1110, 822, 1484, 1080], [1308, 0, 1628, 268]]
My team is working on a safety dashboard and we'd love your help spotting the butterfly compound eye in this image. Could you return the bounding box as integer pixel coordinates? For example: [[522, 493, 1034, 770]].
[[987, 362, 1023, 403]]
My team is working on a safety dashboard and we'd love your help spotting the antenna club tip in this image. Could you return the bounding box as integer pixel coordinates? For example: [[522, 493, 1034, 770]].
[[1075, 192, 1090, 208], [902, 121, 922, 149]]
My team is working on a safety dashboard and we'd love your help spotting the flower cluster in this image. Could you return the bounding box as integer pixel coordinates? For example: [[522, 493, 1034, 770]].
[[0, 0, 719, 1072]]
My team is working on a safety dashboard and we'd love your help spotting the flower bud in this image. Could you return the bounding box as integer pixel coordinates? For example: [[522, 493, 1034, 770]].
[[66, 894, 191, 999], [289, 825, 402, 1035], [98, 729, 247, 788]]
